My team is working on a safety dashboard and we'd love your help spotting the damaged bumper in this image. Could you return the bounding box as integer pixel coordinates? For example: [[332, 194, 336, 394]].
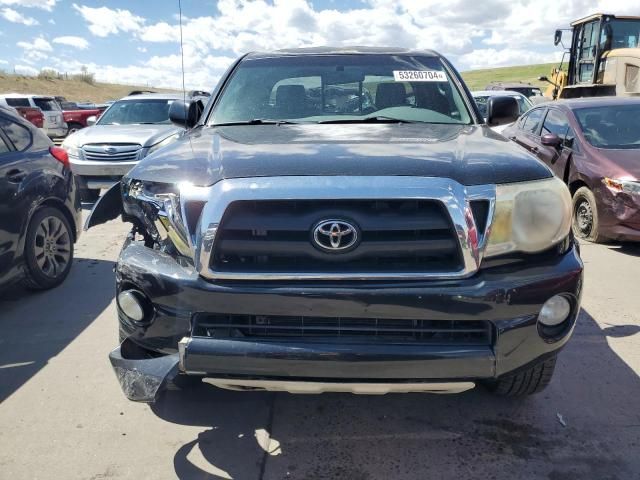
[[109, 339, 179, 402], [109, 239, 583, 402]]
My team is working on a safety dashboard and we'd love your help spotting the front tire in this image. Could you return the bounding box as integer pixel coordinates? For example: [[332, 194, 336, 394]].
[[485, 355, 557, 396], [66, 122, 83, 136], [572, 186, 604, 243], [22, 207, 74, 290]]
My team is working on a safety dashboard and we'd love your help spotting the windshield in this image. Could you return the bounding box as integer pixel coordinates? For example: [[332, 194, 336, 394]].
[[575, 104, 640, 149], [33, 98, 60, 111], [474, 94, 531, 118], [97, 99, 174, 125], [211, 54, 472, 125], [607, 19, 640, 49]]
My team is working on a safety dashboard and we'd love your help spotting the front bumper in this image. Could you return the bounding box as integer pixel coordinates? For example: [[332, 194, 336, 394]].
[[69, 157, 138, 189], [110, 241, 583, 402]]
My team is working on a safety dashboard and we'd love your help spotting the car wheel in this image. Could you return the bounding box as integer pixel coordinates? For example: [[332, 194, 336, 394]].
[[22, 207, 74, 290], [572, 186, 603, 243], [485, 355, 557, 396], [80, 188, 100, 203], [66, 122, 83, 136]]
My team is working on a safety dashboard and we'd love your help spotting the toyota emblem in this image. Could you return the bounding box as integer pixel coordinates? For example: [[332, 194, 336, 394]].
[[312, 219, 359, 252]]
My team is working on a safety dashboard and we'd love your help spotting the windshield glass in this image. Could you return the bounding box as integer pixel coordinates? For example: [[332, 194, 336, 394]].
[[575, 104, 640, 149], [474, 94, 531, 118], [97, 99, 174, 125], [607, 19, 640, 49], [211, 54, 472, 125], [33, 98, 60, 111]]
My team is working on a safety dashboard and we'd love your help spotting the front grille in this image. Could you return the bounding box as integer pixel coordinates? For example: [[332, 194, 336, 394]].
[[82, 143, 141, 162], [192, 313, 493, 346], [211, 200, 462, 274]]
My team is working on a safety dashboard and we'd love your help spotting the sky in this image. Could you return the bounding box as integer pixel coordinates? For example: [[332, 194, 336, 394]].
[[0, 0, 636, 89]]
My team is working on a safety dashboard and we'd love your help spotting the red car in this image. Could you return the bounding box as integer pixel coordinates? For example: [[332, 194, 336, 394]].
[[503, 97, 640, 242]]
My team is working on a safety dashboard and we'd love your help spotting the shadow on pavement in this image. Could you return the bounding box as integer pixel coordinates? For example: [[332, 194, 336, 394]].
[[0, 258, 115, 403], [606, 242, 640, 257], [151, 309, 639, 480]]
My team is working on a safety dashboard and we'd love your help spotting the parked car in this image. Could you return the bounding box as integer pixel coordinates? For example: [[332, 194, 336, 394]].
[[503, 97, 640, 243], [485, 81, 544, 99], [0, 94, 67, 138], [62, 93, 189, 202], [87, 47, 582, 403], [0, 106, 81, 290], [472, 90, 533, 133]]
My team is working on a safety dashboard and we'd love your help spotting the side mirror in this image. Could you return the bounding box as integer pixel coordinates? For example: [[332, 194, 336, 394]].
[[169, 100, 199, 128], [486, 96, 519, 127], [86, 115, 97, 126], [541, 133, 562, 148], [554, 29, 563, 46]]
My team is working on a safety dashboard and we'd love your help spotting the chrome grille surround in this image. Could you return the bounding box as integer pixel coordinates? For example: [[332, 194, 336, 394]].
[[174, 176, 497, 281], [82, 144, 142, 162]]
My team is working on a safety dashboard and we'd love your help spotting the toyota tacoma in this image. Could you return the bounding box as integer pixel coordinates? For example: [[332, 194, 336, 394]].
[[87, 48, 583, 402]]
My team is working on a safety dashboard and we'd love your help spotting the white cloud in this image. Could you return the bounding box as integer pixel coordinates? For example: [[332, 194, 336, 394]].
[[72, 3, 144, 37], [53, 35, 89, 50], [14, 64, 38, 75], [0, 0, 56, 11], [17, 36, 52, 51], [1, 7, 38, 25]]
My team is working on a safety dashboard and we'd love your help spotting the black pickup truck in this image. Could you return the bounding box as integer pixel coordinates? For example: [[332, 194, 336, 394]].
[[88, 48, 583, 402]]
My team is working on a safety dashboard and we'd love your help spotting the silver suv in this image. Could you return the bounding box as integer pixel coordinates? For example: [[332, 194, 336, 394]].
[[62, 93, 187, 201], [0, 94, 67, 138]]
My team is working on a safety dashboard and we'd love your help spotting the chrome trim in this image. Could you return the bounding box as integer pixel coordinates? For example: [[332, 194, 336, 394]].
[[202, 378, 476, 394], [189, 176, 496, 281]]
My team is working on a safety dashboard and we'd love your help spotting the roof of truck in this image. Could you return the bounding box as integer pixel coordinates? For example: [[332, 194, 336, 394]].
[[246, 47, 440, 59]]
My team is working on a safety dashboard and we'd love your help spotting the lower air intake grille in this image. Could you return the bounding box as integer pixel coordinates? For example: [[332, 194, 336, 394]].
[[192, 314, 493, 346]]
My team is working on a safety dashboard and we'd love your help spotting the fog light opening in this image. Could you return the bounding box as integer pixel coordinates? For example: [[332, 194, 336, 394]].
[[117, 290, 147, 322], [538, 295, 571, 327]]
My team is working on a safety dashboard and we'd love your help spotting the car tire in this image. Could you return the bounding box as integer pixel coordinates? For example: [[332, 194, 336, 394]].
[[572, 187, 604, 243], [66, 122, 83, 136], [22, 206, 74, 290], [486, 355, 557, 396], [80, 188, 100, 203]]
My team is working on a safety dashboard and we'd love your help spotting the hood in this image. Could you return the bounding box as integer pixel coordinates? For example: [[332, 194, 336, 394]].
[[588, 146, 640, 180], [67, 123, 182, 148], [127, 123, 552, 187]]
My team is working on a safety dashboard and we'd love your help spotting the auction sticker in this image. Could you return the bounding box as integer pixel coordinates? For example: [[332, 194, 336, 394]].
[[393, 70, 447, 82]]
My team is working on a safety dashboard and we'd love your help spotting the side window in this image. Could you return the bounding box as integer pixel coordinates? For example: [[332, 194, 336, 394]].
[[0, 135, 11, 155], [0, 116, 32, 151], [5, 98, 30, 108], [521, 108, 544, 135]]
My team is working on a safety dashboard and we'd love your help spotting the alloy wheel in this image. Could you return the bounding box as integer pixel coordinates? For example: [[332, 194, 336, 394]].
[[33, 215, 71, 278]]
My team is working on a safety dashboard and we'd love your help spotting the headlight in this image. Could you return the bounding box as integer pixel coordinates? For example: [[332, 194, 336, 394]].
[[123, 179, 191, 257], [145, 133, 180, 157], [484, 176, 571, 257], [61, 140, 80, 157], [603, 177, 640, 195]]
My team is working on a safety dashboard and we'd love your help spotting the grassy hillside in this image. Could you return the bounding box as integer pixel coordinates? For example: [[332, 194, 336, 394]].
[[0, 73, 177, 103], [461, 63, 557, 91]]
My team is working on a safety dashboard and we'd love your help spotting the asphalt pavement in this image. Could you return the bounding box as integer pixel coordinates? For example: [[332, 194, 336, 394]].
[[0, 213, 639, 480]]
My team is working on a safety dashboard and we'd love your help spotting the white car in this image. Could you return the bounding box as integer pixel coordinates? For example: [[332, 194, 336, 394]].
[[472, 90, 533, 134], [0, 94, 67, 138]]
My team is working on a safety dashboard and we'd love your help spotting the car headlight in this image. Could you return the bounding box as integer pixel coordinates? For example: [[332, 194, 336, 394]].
[[145, 133, 180, 157], [603, 177, 640, 195], [123, 178, 191, 257], [61, 140, 80, 157], [484, 176, 572, 257]]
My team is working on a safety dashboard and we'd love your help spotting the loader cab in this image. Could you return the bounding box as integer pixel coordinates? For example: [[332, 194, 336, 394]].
[[564, 14, 640, 86]]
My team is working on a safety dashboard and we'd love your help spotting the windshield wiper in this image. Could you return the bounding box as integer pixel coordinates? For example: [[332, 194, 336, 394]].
[[212, 119, 300, 127], [317, 116, 418, 124]]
